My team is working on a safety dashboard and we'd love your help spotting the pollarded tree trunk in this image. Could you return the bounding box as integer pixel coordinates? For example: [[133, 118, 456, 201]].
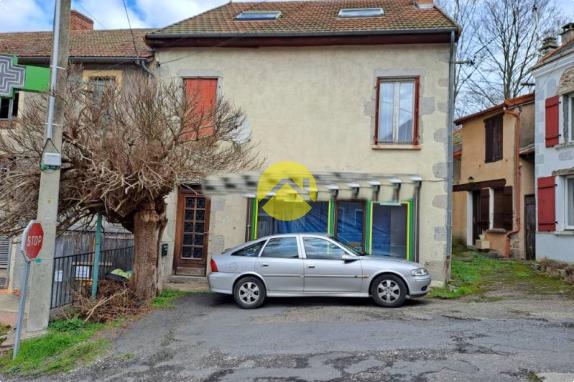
[[131, 200, 166, 301]]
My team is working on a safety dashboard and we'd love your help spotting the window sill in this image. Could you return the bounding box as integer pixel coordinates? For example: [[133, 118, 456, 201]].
[[372, 143, 421, 150], [556, 142, 574, 149], [486, 228, 507, 234], [553, 230, 574, 236], [0, 119, 15, 129]]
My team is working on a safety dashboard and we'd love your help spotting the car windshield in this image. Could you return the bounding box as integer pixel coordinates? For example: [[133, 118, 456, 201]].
[[331, 236, 364, 256]]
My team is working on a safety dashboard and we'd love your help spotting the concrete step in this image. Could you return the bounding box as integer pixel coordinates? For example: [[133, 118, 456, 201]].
[[165, 275, 209, 293], [176, 267, 205, 277]]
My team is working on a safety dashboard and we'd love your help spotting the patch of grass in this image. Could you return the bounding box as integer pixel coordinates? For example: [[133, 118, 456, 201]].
[[0, 318, 109, 377], [151, 289, 189, 309], [430, 246, 574, 300]]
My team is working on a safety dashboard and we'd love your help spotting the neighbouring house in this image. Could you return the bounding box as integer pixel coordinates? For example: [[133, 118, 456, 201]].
[[0, 10, 150, 292], [452, 94, 536, 259], [531, 23, 574, 263], [147, 0, 459, 285]]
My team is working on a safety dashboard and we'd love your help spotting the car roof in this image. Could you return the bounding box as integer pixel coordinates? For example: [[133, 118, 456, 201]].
[[256, 233, 330, 239]]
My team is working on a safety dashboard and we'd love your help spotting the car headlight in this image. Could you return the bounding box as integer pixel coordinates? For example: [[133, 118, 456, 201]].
[[411, 268, 429, 276]]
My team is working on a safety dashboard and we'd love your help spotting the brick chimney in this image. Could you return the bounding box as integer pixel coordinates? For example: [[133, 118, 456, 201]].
[[414, 0, 434, 9], [70, 10, 94, 31], [561, 23, 574, 46], [540, 36, 558, 56]]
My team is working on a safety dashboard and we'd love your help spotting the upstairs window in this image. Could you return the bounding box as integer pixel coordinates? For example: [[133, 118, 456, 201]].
[[485, 114, 503, 163], [376, 78, 418, 145], [235, 11, 281, 20], [338, 8, 384, 17]]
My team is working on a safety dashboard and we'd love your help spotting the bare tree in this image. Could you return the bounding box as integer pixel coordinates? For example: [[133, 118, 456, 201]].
[[439, 0, 564, 115], [437, 0, 482, 114], [0, 70, 259, 301]]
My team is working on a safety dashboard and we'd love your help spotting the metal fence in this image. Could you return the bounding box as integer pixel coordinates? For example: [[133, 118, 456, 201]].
[[51, 246, 134, 309]]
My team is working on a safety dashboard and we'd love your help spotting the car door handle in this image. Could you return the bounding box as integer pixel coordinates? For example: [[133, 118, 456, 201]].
[[307, 265, 316, 269], [261, 263, 269, 267]]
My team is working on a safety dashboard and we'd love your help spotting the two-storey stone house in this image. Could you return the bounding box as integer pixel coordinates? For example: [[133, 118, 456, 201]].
[[146, 0, 459, 285], [532, 24, 574, 263]]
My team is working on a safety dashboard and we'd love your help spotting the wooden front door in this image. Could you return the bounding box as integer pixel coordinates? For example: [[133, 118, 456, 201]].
[[175, 187, 210, 276], [524, 194, 536, 260]]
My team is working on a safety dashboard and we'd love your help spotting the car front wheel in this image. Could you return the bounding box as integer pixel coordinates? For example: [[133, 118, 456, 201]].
[[233, 276, 266, 309], [371, 274, 407, 308]]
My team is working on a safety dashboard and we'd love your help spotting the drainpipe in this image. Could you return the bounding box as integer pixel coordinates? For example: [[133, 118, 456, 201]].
[[445, 30, 457, 281], [504, 106, 522, 257], [138, 59, 155, 77]]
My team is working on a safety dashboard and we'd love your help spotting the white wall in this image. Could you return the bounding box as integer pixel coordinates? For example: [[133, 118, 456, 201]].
[[533, 53, 574, 263]]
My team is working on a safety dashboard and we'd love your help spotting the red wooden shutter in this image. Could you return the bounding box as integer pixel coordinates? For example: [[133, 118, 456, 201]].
[[182, 78, 218, 141], [537, 176, 556, 232], [545, 96, 559, 147]]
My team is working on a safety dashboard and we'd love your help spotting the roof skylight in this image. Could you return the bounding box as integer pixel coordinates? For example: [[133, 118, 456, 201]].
[[338, 8, 384, 18], [235, 10, 282, 21]]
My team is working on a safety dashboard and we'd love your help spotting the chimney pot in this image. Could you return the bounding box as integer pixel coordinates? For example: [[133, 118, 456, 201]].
[[561, 22, 574, 46], [540, 36, 558, 56], [70, 10, 94, 31], [414, 0, 434, 9]]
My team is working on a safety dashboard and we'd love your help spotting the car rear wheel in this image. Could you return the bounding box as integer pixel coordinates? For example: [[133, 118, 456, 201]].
[[371, 274, 407, 308], [233, 276, 266, 309]]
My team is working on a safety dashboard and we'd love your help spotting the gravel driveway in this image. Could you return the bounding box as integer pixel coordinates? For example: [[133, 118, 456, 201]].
[[29, 289, 574, 382]]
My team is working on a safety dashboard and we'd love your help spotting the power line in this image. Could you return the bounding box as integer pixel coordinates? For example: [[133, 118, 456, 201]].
[[122, 0, 140, 58]]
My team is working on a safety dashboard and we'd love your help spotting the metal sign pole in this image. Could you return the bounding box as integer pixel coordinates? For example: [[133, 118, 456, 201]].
[[91, 213, 103, 299], [13, 256, 31, 360]]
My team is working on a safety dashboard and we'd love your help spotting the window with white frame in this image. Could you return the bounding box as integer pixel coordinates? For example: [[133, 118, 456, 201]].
[[567, 176, 574, 229], [376, 78, 418, 145]]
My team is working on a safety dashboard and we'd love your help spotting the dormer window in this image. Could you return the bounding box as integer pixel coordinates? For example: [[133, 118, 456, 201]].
[[338, 8, 384, 18], [235, 11, 282, 21]]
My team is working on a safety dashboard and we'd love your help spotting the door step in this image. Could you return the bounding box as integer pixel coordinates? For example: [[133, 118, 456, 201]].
[[176, 267, 205, 277], [165, 275, 209, 293]]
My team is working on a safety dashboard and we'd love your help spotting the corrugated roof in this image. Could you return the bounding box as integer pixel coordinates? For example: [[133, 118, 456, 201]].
[[147, 0, 458, 38], [0, 29, 153, 60]]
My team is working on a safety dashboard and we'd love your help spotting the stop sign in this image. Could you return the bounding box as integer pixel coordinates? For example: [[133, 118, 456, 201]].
[[21, 221, 44, 261]]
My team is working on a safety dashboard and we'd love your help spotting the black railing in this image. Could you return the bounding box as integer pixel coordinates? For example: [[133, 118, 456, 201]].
[[51, 247, 134, 309]]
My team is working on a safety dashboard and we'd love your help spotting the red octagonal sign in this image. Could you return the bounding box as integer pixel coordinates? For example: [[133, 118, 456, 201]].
[[21, 221, 44, 261]]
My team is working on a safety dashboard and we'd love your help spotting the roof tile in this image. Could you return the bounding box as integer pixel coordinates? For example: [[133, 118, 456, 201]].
[[0, 29, 152, 59], [148, 0, 457, 37]]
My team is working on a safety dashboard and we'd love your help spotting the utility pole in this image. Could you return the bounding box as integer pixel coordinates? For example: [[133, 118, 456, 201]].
[[25, 0, 71, 334]]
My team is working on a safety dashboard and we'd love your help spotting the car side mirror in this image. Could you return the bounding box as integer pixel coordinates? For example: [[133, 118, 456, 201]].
[[341, 254, 358, 262]]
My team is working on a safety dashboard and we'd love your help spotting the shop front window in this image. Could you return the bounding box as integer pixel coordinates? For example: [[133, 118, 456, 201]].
[[335, 201, 365, 252], [257, 201, 328, 237], [372, 204, 407, 258]]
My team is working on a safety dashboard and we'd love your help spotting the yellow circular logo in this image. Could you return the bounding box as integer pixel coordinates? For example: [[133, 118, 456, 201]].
[[257, 161, 317, 221]]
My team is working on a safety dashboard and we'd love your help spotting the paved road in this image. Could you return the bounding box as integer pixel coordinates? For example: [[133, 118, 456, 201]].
[[35, 292, 574, 382]]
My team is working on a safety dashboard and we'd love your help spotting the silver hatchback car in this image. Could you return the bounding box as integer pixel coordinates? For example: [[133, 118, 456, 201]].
[[208, 234, 431, 309]]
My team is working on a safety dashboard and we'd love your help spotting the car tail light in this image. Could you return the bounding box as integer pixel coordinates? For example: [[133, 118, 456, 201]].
[[210, 259, 219, 272]]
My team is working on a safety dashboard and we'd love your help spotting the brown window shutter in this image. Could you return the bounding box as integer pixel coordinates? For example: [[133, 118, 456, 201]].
[[493, 186, 513, 230], [545, 96, 560, 147], [537, 176, 556, 232], [480, 188, 490, 229], [494, 116, 503, 161], [484, 114, 503, 163], [485, 119, 493, 162]]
